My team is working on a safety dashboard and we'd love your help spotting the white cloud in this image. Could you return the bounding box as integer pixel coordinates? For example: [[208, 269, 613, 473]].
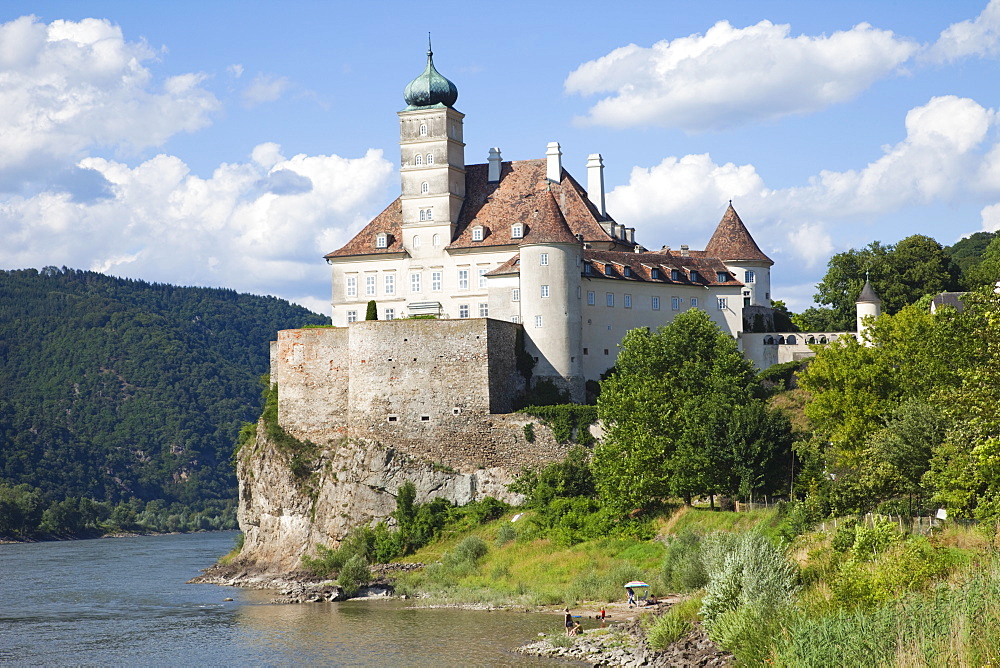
[[608, 96, 999, 272], [242, 73, 290, 107], [228, 63, 244, 78], [0, 146, 394, 307], [981, 202, 1000, 232], [0, 16, 219, 183], [565, 20, 918, 131], [927, 0, 1000, 63]]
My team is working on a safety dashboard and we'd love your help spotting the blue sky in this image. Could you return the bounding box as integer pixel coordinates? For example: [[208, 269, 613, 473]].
[[2, 1, 999, 313]]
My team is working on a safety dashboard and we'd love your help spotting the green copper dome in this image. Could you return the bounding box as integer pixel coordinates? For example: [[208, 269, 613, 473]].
[[403, 42, 458, 110]]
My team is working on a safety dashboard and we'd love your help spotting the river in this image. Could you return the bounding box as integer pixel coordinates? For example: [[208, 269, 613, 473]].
[[0, 532, 574, 666]]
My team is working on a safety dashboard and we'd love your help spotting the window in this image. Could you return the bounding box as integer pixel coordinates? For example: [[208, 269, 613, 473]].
[[365, 275, 376, 296], [671, 297, 680, 310], [347, 310, 357, 323], [577, 286, 581, 299], [624, 294, 632, 308], [690, 270, 699, 282], [410, 272, 421, 293], [511, 315, 520, 323], [540, 253, 549, 266], [478, 268, 488, 288], [412, 234, 421, 248], [744, 270, 755, 283], [420, 181, 429, 194], [472, 226, 483, 241], [458, 269, 469, 289], [691, 297, 698, 308], [652, 296, 660, 310], [744, 296, 751, 307], [512, 288, 520, 302], [584, 263, 592, 275], [587, 291, 595, 305], [535, 315, 543, 328], [671, 269, 679, 281], [375, 233, 387, 248], [606, 293, 614, 307], [384, 273, 395, 295], [418, 208, 432, 221], [459, 304, 469, 318], [479, 303, 489, 317], [623, 266, 632, 277], [419, 209, 426, 221], [426, 153, 434, 164], [419, 123, 427, 136], [431, 271, 442, 292], [604, 264, 614, 276], [511, 224, 523, 239], [583, 348, 589, 355], [414, 154, 423, 166], [718, 297, 728, 310], [651, 268, 661, 279], [541, 285, 549, 298], [432, 233, 440, 246], [385, 308, 395, 320], [717, 272, 728, 282], [346, 276, 357, 297]]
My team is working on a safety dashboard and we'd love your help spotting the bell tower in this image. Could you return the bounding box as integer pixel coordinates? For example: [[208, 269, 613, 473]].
[[397, 39, 465, 254]]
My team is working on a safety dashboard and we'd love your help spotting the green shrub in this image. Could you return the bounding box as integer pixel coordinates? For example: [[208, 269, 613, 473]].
[[645, 596, 702, 649], [495, 522, 517, 547], [661, 530, 708, 592], [831, 518, 858, 553], [523, 423, 535, 443], [337, 554, 371, 598], [518, 404, 598, 444]]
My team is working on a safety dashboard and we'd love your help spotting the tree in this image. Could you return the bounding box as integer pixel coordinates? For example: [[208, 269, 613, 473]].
[[592, 310, 791, 513], [962, 235, 1000, 289], [365, 300, 378, 320]]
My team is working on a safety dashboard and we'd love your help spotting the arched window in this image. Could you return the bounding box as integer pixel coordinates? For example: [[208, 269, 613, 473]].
[[421, 182, 429, 194], [807, 336, 816, 344], [819, 336, 828, 344], [777, 335, 786, 345], [419, 124, 427, 136], [787, 335, 797, 344], [414, 154, 423, 166], [419, 209, 426, 221], [432, 233, 440, 247], [412, 235, 421, 248], [426, 154, 434, 164], [764, 336, 775, 345]]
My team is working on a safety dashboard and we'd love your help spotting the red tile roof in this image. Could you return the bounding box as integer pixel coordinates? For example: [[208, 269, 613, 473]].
[[324, 199, 406, 259], [583, 249, 741, 286], [703, 203, 772, 265]]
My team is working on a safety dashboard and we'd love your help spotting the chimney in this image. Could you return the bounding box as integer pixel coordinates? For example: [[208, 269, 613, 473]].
[[488, 147, 502, 182], [680, 244, 689, 257], [626, 227, 635, 243], [546, 142, 562, 183], [586, 153, 606, 218]]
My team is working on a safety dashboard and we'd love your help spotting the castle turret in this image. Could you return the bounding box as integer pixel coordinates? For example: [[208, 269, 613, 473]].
[[856, 279, 882, 345], [704, 203, 773, 312], [398, 40, 465, 257], [518, 191, 584, 402]]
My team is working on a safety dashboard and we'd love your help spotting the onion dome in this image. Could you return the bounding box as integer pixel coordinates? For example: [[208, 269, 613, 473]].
[[403, 40, 458, 110]]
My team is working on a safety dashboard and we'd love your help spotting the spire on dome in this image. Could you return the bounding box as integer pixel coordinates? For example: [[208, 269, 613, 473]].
[[704, 202, 772, 265], [403, 35, 458, 110]]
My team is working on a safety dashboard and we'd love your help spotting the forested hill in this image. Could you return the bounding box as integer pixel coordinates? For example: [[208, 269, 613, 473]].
[[0, 267, 329, 536]]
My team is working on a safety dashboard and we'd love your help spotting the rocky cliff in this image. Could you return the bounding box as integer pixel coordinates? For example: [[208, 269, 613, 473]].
[[233, 417, 565, 573]]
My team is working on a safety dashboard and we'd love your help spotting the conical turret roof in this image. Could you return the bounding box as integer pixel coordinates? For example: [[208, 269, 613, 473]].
[[520, 190, 579, 245], [403, 41, 458, 110], [704, 203, 772, 265], [857, 280, 882, 304]]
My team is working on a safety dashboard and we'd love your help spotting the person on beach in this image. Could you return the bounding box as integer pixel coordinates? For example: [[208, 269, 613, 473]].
[[626, 587, 635, 608], [570, 621, 582, 636], [564, 608, 573, 636]]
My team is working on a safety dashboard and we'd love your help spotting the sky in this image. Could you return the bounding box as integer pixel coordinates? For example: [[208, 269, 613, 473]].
[[2, 1, 1000, 314]]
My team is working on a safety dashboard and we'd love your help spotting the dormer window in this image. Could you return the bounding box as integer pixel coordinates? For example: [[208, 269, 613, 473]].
[[414, 154, 423, 166], [511, 223, 523, 239], [426, 154, 434, 164], [651, 268, 661, 280], [716, 271, 728, 282], [690, 270, 700, 282], [671, 269, 679, 281], [471, 226, 484, 242], [419, 124, 427, 136], [584, 263, 592, 275], [375, 233, 387, 249], [623, 266, 632, 277], [420, 182, 429, 194], [604, 264, 614, 276]]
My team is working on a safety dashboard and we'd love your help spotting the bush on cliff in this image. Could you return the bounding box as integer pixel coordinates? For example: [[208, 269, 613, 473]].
[[337, 554, 372, 598]]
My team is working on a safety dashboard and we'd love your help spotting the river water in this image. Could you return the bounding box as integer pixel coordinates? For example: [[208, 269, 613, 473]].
[[0, 532, 572, 666]]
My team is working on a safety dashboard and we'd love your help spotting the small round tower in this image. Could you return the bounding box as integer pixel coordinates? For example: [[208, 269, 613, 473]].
[[856, 279, 882, 345]]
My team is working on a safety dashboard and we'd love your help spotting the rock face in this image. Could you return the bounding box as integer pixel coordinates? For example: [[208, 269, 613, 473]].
[[233, 421, 546, 573]]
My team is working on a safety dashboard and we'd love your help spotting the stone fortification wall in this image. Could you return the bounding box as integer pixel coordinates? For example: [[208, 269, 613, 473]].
[[271, 319, 571, 473]]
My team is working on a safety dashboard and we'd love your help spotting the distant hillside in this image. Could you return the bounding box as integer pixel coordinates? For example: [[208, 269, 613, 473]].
[[0, 267, 328, 536]]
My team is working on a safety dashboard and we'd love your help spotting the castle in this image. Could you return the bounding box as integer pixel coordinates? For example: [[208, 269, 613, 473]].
[[318, 46, 776, 404], [267, 48, 879, 479]]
